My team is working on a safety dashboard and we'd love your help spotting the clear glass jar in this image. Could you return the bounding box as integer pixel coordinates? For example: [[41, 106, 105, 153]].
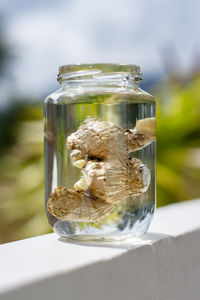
[[44, 64, 156, 241]]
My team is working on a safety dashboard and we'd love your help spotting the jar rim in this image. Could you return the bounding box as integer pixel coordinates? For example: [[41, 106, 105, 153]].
[[59, 63, 140, 73], [58, 63, 141, 82]]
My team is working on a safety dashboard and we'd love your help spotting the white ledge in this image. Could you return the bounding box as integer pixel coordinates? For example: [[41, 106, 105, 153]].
[[1, 199, 200, 300]]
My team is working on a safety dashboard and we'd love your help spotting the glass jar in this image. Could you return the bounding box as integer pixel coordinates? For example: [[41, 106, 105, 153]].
[[44, 63, 156, 241]]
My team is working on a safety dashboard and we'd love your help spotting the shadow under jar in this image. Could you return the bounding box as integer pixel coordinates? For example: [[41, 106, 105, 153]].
[[44, 63, 156, 241]]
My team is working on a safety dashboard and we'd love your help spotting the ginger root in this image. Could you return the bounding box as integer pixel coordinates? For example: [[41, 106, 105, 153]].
[[47, 116, 156, 222]]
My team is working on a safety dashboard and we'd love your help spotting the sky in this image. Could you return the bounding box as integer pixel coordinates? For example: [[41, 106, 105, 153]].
[[0, 0, 200, 105]]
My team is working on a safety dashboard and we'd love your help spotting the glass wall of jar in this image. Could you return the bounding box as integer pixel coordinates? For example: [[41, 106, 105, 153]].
[[44, 64, 156, 241]]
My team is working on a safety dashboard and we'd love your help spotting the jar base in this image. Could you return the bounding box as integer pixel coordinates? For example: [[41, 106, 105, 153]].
[[56, 231, 147, 244], [52, 207, 154, 244], [56, 232, 156, 250]]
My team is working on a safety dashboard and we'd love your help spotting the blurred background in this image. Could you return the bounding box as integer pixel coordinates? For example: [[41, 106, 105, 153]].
[[0, 0, 200, 244]]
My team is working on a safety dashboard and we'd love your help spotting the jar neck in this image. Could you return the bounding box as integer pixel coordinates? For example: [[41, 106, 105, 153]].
[[57, 64, 142, 89]]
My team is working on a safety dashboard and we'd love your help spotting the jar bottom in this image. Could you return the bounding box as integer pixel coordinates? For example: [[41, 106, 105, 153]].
[[53, 210, 154, 243], [57, 233, 143, 243]]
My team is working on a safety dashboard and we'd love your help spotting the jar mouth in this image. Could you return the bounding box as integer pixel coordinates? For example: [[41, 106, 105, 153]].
[[58, 63, 141, 82]]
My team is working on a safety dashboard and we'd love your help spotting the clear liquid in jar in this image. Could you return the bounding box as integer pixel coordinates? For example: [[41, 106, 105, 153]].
[[44, 93, 156, 240]]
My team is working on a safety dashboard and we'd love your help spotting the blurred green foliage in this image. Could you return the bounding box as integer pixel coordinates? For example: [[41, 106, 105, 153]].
[[155, 74, 200, 206], [0, 103, 52, 243], [0, 74, 200, 244]]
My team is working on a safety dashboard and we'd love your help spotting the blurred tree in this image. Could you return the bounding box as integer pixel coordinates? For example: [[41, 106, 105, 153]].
[[0, 22, 51, 243], [0, 18, 12, 79], [0, 102, 52, 243], [155, 74, 200, 206]]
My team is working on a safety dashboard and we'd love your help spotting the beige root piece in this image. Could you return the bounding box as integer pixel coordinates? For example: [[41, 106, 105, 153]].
[[47, 186, 116, 222], [47, 116, 156, 222]]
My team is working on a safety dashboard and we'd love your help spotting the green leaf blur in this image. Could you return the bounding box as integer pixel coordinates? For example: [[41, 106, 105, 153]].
[[155, 74, 200, 206]]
